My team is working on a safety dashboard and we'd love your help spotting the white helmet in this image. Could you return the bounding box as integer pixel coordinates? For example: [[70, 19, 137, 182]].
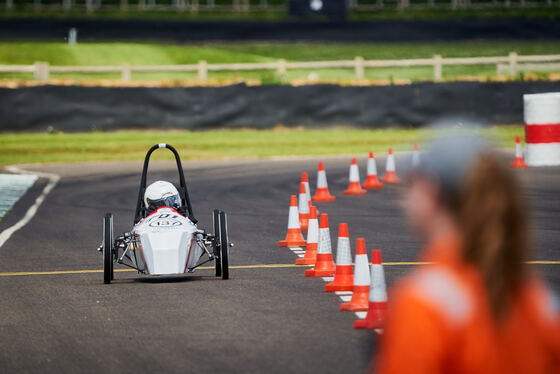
[[144, 181, 182, 210]]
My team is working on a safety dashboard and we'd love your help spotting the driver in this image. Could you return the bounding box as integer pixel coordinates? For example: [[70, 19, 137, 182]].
[[144, 181, 182, 215]]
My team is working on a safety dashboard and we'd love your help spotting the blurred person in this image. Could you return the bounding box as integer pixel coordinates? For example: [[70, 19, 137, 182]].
[[374, 135, 560, 374]]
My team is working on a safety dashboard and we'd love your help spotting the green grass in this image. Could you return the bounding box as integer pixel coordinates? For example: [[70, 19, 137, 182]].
[[1, 6, 559, 21], [0, 126, 523, 165], [1, 40, 559, 83]]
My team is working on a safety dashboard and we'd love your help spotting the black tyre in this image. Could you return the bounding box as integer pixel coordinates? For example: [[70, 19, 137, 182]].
[[213, 209, 222, 277], [103, 213, 114, 284], [219, 211, 229, 280]]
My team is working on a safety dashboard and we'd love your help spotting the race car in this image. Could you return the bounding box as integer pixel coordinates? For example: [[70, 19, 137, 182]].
[[98, 143, 231, 284]]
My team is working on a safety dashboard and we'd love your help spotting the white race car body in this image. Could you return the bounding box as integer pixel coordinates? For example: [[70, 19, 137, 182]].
[[132, 207, 203, 275]]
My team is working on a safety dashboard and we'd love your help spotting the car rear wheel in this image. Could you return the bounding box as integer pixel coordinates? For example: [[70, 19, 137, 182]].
[[103, 213, 114, 284], [218, 211, 229, 280], [213, 209, 222, 277]]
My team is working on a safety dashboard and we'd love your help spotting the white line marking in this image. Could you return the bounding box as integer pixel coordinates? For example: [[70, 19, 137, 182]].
[[335, 291, 353, 296], [0, 166, 59, 249], [355, 311, 367, 319], [286, 246, 376, 327]]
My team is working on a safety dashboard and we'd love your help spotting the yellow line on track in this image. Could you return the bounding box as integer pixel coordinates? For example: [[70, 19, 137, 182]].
[[0, 260, 558, 277]]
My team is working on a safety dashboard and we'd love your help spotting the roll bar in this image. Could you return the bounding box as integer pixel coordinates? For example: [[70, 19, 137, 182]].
[[134, 143, 197, 224]]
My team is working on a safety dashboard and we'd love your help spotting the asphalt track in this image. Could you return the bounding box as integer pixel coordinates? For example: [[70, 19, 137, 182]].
[[0, 153, 559, 373]]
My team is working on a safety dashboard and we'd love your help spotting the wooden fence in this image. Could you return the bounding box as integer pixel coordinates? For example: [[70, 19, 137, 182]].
[[1, 52, 560, 82]]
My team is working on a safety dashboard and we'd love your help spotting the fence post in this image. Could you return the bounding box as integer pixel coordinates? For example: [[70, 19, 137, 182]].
[[138, 0, 146, 9], [354, 56, 364, 79], [233, 0, 240, 11], [508, 52, 518, 76], [6, 0, 14, 8], [433, 55, 443, 81], [34, 62, 50, 81], [276, 59, 287, 76], [197, 60, 208, 80], [120, 0, 128, 9], [62, 0, 72, 10], [121, 63, 131, 81]]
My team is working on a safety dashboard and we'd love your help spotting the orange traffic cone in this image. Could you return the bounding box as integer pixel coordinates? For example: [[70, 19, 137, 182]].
[[278, 195, 306, 247], [362, 152, 384, 189], [312, 162, 336, 202], [354, 249, 387, 329], [341, 238, 370, 311], [296, 206, 318, 265], [511, 135, 528, 169], [305, 214, 336, 277], [301, 172, 312, 203], [412, 144, 420, 168], [298, 182, 310, 231], [344, 158, 367, 195], [381, 148, 401, 184], [325, 223, 354, 292]]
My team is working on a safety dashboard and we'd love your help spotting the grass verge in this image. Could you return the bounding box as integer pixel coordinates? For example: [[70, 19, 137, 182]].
[[0, 126, 523, 166]]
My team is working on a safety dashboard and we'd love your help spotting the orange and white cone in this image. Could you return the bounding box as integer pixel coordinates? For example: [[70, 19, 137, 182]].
[[301, 172, 312, 203], [362, 152, 384, 189], [412, 144, 420, 168], [344, 158, 367, 195], [298, 182, 310, 231], [305, 213, 336, 277], [341, 238, 370, 311], [381, 148, 401, 184], [510, 135, 528, 169], [312, 162, 336, 203], [296, 206, 318, 265], [278, 195, 306, 247], [354, 249, 387, 329], [325, 223, 354, 292]]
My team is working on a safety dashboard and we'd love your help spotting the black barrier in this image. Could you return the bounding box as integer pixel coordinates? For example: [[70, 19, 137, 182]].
[[1, 81, 559, 132], [1, 18, 560, 42]]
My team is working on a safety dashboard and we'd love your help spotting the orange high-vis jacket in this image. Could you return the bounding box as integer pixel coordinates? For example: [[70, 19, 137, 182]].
[[375, 232, 560, 374]]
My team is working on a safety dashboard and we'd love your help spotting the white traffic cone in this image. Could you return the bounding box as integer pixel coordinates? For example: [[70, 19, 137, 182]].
[[362, 152, 383, 189], [340, 238, 370, 311], [412, 144, 420, 168], [354, 249, 387, 329], [298, 182, 310, 231], [278, 195, 306, 247], [312, 161, 336, 202], [344, 158, 367, 195], [381, 148, 401, 184]]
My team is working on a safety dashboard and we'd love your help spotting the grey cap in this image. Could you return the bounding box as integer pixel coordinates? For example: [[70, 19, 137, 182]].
[[414, 133, 488, 197]]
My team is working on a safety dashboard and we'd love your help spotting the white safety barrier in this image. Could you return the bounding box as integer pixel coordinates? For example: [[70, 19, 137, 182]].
[[524, 92, 560, 166]]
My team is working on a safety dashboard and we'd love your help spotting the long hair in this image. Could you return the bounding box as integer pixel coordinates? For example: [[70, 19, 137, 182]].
[[456, 153, 529, 320]]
